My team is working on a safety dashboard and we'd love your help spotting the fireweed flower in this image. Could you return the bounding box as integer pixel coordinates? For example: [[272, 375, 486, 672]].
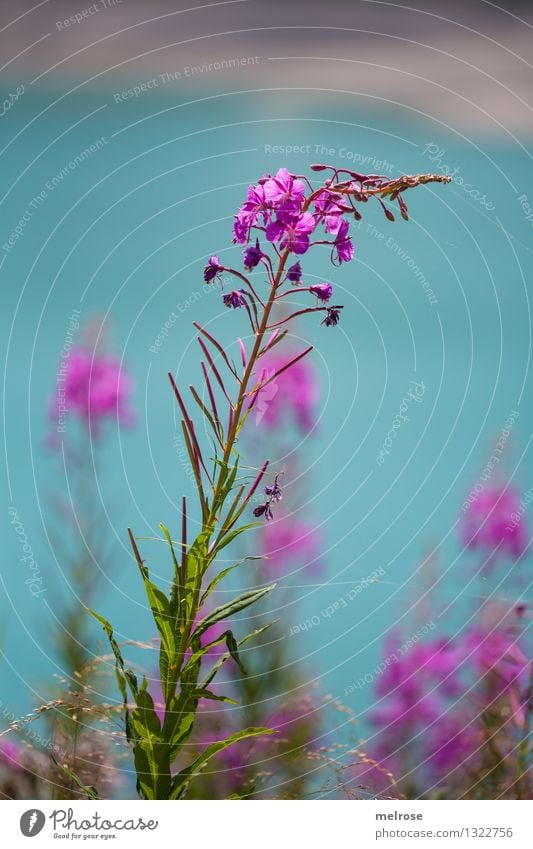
[[48, 346, 134, 436], [265, 479, 283, 501], [332, 219, 354, 264], [257, 352, 318, 433], [368, 637, 481, 786], [223, 289, 247, 309], [322, 306, 343, 327], [233, 183, 270, 244], [253, 475, 282, 521], [243, 239, 263, 271], [0, 739, 23, 772], [204, 255, 224, 283], [253, 502, 274, 521], [262, 167, 306, 215], [313, 188, 346, 233], [286, 262, 303, 284], [261, 518, 322, 577], [90, 165, 449, 800], [266, 211, 316, 255], [366, 624, 531, 792], [309, 283, 333, 302], [460, 483, 529, 564]]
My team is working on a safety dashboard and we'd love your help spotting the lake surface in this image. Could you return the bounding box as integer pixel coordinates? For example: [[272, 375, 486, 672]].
[[1, 83, 532, 739]]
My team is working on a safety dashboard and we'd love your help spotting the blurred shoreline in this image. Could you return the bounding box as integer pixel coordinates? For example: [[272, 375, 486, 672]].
[[0, 0, 532, 135]]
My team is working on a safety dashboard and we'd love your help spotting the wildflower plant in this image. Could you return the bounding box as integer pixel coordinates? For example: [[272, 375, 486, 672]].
[[90, 165, 449, 799]]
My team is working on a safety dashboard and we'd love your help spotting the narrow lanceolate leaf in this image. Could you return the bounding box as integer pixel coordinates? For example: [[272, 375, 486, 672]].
[[258, 327, 288, 358], [202, 621, 276, 687], [225, 630, 248, 676], [180, 632, 230, 676], [189, 384, 223, 445], [169, 727, 275, 799], [146, 584, 175, 700], [160, 523, 182, 629], [179, 628, 249, 678], [191, 584, 275, 641], [237, 337, 247, 368], [193, 321, 239, 378], [187, 688, 237, 704], [163, 691, 197, 760], [259, 346, 313, 390], [180, 420, 209, 522], [183, 529, 212, 617], [85, 606, 138, 700], [131, 687, 170, 800], [197, 337, 235, 406], [214, 484, 246, 544], [168, 373, 212, 490], [210, 521, 261, 559], [50, 755, 99, 800], [129, 528, 176, 701], [199, 556, 262, 607], [201, 361, 223, 440]]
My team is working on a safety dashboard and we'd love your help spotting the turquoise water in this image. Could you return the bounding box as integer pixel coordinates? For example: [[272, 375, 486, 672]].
[[1, 84, 532, 729]]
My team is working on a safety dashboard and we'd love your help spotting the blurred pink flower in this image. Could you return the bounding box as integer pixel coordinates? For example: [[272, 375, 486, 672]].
[[460, 484, 529, 563], [48, 346, 135, 437], [261, 516, 322, 576], [367, 625, 531, 790], [0, 739, 23, 772], [255, 352, 319, 433], [193, 697, 316, 795]]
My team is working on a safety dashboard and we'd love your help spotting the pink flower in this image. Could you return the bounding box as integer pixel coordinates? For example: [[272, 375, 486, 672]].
[[255, 352, 319, 433], [463, 627, 530, 721], [367, 625, 531, 790], [261, 517, 322, 576], [313, 188, 345, 234], [266, 212, 316, 255], [0, 739, 23, 771], [262, 168, 306, 216], [332, 218, 354, 264], [48, 346, 135, 437], [460, 484, 529, 563]]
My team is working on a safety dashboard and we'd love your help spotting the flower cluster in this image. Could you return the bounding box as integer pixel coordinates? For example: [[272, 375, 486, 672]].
[[48, 346, 134, 437], [460, 484, 529, 563], [253, 475, 283, 521], [256, 350, 319, 433], [202, 166, 450, 333], [367, 625, 530, 790]]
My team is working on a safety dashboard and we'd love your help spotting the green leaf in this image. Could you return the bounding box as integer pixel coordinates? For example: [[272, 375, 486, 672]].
[[140, 579, 176, 701], [85, 606, 138, 701], [224, 630, 248, 676], [199, 556, 262, 607], [183, 529, 212, 616], [160, 523, 182, 621], [181, 628, 249, 678], [191, 584, 275, 642], [169, 727, 275, 799], [188, 688, 237, 704], [131, 688, 170, 800], [210, 522, 261, 559], [180, 632, 229, 677], [202, 621, 276, 687], [163, 692, 198, 761], [189, 384, 223, 444], [51, 755, 99, 800]]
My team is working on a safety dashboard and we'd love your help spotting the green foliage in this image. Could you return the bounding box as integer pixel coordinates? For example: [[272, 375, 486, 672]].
[[88, 523, 276, 799]]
